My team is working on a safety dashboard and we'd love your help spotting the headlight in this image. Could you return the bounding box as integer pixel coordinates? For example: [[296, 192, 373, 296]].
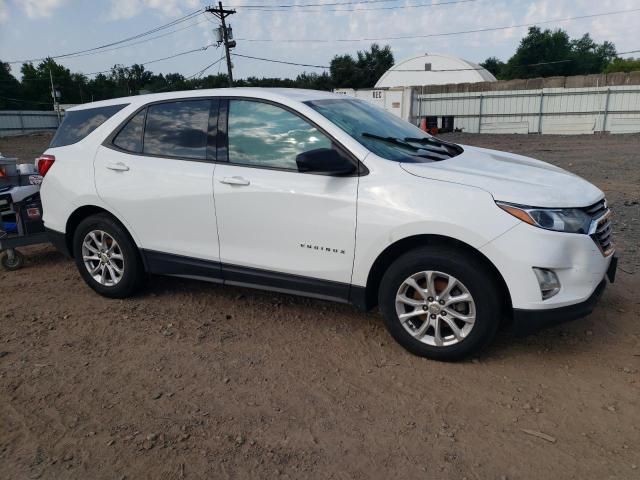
[[497, 202, 592, 234]]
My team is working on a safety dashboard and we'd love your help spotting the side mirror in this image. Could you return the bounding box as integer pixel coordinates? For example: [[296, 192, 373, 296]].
[[296, 148, 356, 175]]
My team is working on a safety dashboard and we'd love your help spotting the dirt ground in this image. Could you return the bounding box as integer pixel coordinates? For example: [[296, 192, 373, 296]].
[[0, 132, 638, 480]]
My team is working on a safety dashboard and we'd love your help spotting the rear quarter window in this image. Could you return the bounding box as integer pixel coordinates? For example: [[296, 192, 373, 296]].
[[113, 108, 146, 153], [50, 104, 127, 148]]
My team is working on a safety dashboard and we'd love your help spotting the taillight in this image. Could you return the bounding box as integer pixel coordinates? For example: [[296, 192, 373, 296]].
[[37, 154, 55, 176]]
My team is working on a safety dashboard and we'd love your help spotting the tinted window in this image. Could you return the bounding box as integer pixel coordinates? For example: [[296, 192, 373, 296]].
[[143, 100, 210, 160], [113, 109, 145, 153], [50, 104, 127, 148], [228, 100, 332, 170]]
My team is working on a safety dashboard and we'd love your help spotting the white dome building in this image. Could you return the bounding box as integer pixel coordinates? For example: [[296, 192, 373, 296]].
[[375, 53, 496, 88]]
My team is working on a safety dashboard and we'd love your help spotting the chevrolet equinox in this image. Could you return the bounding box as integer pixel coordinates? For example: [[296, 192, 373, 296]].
[[39, 88, 617, 361]]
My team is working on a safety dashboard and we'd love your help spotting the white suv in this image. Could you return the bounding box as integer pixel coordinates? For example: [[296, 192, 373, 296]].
[[39, 88, 617, 361]]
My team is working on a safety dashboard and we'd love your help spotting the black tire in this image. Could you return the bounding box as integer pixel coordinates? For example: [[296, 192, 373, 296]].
[[378, 245, 502, 361], [1, 249, 25, 271], [72, 213, 145, 298]]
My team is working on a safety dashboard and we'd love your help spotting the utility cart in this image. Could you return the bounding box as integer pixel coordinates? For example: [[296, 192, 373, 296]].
[[0, 154, 47, 271]]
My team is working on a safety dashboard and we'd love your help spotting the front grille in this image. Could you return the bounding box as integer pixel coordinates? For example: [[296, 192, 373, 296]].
[[583, 199, 614, 256]]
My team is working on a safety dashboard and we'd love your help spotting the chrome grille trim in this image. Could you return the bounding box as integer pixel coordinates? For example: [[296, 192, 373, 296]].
[[587, 201, 614, 256], [583, 198, 607, 218]]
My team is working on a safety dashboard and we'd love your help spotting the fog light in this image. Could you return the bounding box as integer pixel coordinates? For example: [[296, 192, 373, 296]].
[[533, 268, 561, 300]]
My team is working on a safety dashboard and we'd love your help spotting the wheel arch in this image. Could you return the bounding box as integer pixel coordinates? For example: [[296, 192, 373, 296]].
[[65, 205, 139, 259], [354, 234, 512, 313]]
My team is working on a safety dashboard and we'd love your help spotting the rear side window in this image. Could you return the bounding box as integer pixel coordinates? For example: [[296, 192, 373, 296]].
[[50, 104, 127, 148], [113, 109, 146, 153], [143, 100, 210, 160]]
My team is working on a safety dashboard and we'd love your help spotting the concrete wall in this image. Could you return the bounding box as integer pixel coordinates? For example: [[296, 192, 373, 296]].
[[416, 71, 640, 94]]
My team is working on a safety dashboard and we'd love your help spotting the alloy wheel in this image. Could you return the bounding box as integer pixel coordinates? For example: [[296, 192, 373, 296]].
[[82, 230, 125, 287], [395, 270, 476, 347]]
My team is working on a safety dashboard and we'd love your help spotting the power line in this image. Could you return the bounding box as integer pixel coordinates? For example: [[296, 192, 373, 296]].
[[6, 8, 204, 64], [84, 44, 216, 77], [187, 56, 227, 79], [232, 53, 330, 68], [228, 0, 394, 7], [236, 0, 479, 12], [237, 7, 640, 43], [231, 53, 588, 72], [59, 17, 209, 62]]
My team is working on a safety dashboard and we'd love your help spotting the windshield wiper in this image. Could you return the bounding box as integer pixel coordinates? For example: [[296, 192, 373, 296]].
[[403, 136, 438, 144], [404, 136, 463, 154], [361, 132, 422, 150], [361, 132, 449, 162], [362, 131, 465, 162]]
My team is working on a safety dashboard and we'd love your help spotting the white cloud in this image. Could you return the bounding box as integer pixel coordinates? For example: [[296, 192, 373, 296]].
[[0, 0, 8, 23], [108, 0, 142, 20], [108, 0, 201, 20], [20, 0, 66, 18]]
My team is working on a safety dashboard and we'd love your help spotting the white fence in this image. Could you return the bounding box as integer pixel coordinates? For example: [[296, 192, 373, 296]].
[[412, 85, 640, 134], [0, 111, 60, 137], [336, 84, 640, 134]]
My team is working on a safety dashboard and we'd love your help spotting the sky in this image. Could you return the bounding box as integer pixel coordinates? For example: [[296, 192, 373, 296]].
[[0, 0, 639, 81]]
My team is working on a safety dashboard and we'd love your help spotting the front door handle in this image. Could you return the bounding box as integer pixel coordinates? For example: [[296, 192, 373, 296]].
[[220, 176, 250, 186], [106, 162, 130, 172]]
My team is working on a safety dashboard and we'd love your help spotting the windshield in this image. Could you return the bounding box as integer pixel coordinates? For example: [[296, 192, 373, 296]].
[[305, 98, 462, 162]]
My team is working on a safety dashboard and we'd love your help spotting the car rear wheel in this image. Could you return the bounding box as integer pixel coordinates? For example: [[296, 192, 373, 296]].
[[378, 246, 501, 361], [73, 214, 144, 298]]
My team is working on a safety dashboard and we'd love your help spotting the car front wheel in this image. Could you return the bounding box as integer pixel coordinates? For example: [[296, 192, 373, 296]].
[[378, 246, 502, 361]]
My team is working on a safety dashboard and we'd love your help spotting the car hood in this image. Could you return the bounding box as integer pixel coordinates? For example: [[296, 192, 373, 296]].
[[400, 144, 603, 208]]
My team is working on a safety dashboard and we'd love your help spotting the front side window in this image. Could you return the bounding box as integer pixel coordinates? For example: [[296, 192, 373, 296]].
[[227, 100, 332, 170], [113, 109, 145, 153], [143, 100, 210, 160], [50, 104, 127, 148]]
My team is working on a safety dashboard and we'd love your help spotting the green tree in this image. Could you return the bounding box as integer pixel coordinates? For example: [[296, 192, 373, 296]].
[[355, 43, 394, 87], [107, 63, 153, 96], [192, 73, 232, 90], [86, 73, 119, 102], [604, 57, 640, 73], [480, 57, 505, 79], [502, 27, 573, 79], [20, 58, 87, 108], [330, 43, 394, 88], [500, 27, 617, 79], [330, 54, 360, 88], [0, 61, 24, 109], [569, 33, 616, 74], [294, 71, 333, 90]]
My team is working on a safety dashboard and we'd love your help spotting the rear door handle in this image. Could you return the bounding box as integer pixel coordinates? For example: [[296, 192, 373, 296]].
[[220, 176, 250, 186], [106, 162, 130, 172]]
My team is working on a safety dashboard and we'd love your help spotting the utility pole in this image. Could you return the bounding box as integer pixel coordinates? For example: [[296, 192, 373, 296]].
[[49, 68, 61, 125], [205, 2, 236, 87]]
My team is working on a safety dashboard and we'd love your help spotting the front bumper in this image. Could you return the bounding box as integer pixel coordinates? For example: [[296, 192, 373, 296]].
[[512, 277, 606, 336], [512, 256, 616, 336], [480, 222, 615, 310], [480, 219, 618, 334], [512, 254, 616, 336]]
